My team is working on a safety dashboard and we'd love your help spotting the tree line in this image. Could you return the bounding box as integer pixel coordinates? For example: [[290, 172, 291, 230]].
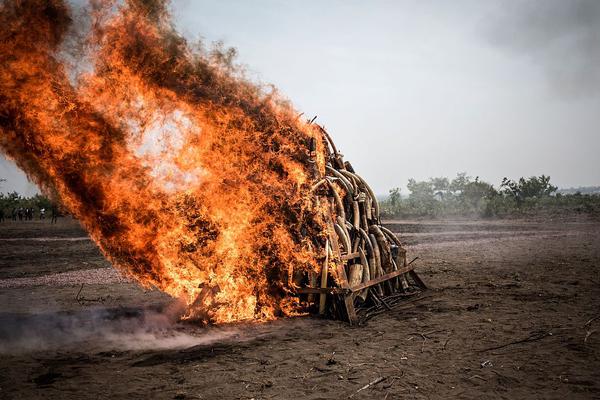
[[1, 174, 598, 221], [381, 173, 600, 218], [0, 191, 56, 220]]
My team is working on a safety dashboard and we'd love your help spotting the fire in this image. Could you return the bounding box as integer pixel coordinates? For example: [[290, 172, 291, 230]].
[[0, 0, 329, 323]]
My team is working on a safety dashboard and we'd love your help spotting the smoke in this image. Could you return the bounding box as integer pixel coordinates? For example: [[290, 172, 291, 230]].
[[484, 0, 600, 99], [0, 304, 244, 354]]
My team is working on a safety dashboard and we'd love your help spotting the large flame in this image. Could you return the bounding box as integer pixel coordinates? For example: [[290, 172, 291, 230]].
[[0, 0, 330, 323]]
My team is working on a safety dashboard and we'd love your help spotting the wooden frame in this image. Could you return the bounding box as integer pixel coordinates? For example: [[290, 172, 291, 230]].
[[295, 261, 427, 325]]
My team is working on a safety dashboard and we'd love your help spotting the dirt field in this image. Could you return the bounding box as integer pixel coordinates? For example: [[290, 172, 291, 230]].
[[0, 217, 598, 399]]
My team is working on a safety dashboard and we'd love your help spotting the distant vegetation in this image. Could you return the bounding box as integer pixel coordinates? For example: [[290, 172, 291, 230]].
[[557, 186, 600, 195], [381, 173, 600, 219], [1, 174, 598, 221], [0, 192, 54, 219]]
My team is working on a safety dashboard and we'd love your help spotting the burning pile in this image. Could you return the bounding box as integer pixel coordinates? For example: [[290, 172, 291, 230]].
[[0, 0, 424, 324], [301, 129, 426, 324]]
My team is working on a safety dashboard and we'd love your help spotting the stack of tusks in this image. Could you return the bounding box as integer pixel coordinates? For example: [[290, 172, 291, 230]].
[[295, 125, 426, 324]]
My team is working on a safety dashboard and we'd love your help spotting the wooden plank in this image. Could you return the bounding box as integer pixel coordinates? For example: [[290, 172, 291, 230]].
[[307, 271, 317, 303], [319, 239, 330, 315], [409, 269, 428, 290], [343, 293, 358, 325], [335, 263, 350, 289], [349, 264, 415, 292]]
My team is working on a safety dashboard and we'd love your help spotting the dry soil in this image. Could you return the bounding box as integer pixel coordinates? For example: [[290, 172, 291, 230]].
[[0, 216, 598, 399]]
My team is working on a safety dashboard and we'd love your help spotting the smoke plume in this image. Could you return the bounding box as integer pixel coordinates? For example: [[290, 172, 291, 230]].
[[0, 305, 242, 354]]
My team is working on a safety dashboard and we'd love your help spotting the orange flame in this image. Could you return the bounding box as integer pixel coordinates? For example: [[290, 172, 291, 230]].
[[0, 0, 329, 323]]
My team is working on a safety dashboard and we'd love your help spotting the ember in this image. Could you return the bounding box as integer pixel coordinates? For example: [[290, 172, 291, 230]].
[[0, 0, 424, 324]]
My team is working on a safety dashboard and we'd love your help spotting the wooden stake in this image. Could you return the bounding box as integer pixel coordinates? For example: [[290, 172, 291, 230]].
[[319, 239, 330, 315]]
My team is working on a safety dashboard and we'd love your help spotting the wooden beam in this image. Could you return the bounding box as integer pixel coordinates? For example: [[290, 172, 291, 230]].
[[349, 264, 415, 292], [319, 239, 330, 315], [343, 293, 358, 325], [409, 269, 428, 290]]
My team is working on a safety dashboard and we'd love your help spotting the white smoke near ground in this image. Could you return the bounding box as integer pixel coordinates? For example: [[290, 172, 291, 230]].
[[0, 304, 244, 354]]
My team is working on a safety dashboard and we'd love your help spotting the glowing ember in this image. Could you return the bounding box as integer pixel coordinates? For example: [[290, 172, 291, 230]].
[[0, 0, 329, 323]]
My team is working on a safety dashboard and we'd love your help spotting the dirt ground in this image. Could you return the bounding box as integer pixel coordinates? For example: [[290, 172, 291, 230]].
[[0, 216, 598, 399]]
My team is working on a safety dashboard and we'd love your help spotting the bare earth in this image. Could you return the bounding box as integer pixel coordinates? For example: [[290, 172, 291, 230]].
[[0, 217, 598, 399]]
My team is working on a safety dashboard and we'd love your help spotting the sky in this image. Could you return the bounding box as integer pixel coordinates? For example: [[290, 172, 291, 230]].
[[2, 0, 599, 196]]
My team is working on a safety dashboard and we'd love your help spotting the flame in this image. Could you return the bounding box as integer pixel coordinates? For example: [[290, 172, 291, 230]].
[[0, 0, 329, 323]]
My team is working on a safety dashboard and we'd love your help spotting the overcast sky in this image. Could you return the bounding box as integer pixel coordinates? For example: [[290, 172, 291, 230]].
[[2, 0, 599, 196]]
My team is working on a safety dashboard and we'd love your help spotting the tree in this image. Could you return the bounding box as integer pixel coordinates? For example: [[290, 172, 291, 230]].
[[32, 194, 52, 210], [388, 187, 401, 208], [407, 179, 434, 200], [449, 172, 470, 194], [406, 178, 437, 216], [460, 177, 497, 210], [430, 177, 449, 200], [501, 175, 557, 204]]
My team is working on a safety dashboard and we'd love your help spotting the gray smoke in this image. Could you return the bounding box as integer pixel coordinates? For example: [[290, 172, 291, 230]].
[[485, 0, 600, 99], [0, 305, 243, 354]]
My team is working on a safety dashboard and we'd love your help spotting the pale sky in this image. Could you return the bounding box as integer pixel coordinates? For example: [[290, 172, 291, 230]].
[[2, 0, 599, 196]]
